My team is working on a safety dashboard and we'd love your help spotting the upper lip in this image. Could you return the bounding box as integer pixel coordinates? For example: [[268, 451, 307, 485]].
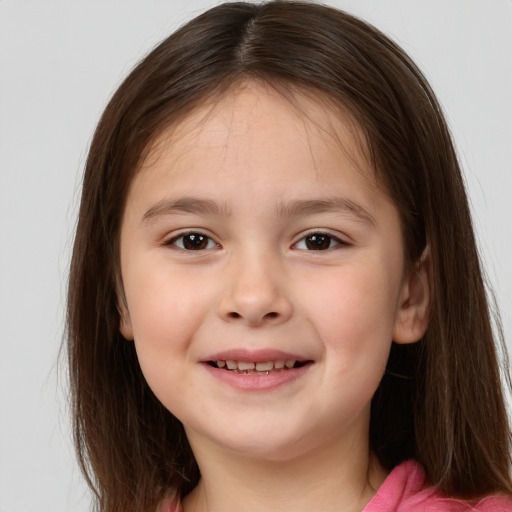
[[203, 348, 310, 363]]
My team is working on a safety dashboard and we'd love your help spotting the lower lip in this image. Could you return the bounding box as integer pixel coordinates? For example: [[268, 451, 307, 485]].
[[202, 363, 312, 391]]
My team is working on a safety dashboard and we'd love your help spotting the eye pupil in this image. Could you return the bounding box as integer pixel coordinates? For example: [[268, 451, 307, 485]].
[[183, 233, 208, 250], [305, 234, 330, 250]]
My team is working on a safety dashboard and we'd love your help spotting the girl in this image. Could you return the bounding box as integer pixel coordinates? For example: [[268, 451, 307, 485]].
[[67, 2, 512, 511]]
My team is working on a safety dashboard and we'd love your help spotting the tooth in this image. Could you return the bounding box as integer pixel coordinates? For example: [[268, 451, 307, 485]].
[[237, 361, 255, 371], [274, 360, 285, 369], [285, 360, 296, 369], [226, 360, 237, 370], [255, 361, 273, 371], [217, 360, 226, 368]]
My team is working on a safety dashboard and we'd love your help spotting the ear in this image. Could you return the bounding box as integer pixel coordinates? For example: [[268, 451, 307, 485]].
[[115, 271, 134, 340], [393, 246, 432, 344], [118, 301, 134, 341]]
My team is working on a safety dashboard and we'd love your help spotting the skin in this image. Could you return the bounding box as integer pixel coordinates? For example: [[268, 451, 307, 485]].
[[119, 82, 430, 512]]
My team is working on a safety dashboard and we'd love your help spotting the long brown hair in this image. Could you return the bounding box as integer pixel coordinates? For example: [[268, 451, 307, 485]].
[[67, 2, 512, 510]]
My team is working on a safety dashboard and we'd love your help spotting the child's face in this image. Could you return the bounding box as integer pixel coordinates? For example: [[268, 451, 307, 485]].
[[119, 82, 423, 461]]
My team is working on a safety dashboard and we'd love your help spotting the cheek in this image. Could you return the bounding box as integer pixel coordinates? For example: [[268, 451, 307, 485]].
[[303, 260, 400, 367], [318, 268, 398, 325], [123, 265, 209, 373], [126, 258, 198, 328], [126, 278, 205, 413]]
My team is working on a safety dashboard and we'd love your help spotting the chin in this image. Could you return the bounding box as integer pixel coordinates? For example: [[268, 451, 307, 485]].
[[202, 424, 318, 462]]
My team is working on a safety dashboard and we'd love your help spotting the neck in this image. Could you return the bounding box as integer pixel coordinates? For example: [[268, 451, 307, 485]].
[[182, 429, 387, 512]]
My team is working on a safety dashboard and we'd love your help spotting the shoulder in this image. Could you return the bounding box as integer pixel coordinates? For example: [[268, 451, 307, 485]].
[[363, 460, 512, 512]]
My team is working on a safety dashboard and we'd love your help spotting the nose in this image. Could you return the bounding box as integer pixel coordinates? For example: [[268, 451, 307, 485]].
[[217, 252, 293, 326]]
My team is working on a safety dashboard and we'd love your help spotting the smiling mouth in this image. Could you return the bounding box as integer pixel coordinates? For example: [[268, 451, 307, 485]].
[[207, 360, 311, 375]]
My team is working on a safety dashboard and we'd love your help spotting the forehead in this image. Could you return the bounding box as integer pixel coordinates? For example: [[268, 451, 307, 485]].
[[120, 80, 396, 231], [121, 79, 403, 257], [137, 80, 374, 186]]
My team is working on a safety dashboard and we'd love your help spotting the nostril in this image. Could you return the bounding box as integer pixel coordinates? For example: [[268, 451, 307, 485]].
[[226, 311, 278, 320]]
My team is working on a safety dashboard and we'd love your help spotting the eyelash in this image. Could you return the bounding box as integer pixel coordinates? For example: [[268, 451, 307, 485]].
[[165, 231, 346, 252], [293, 232, 346, 251], [165, 232, 219, 251]]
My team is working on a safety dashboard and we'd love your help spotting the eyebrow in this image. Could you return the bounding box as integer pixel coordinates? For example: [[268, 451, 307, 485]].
[[142, 197, 231, 224], [141, 195, 375, 226], [276, 197, 376, 226]]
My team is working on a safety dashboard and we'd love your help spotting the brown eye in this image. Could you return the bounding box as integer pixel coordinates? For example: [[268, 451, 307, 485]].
[[305, 234, 330, 250], [170, 233, 217, 250], [294, 233, 342, 251]]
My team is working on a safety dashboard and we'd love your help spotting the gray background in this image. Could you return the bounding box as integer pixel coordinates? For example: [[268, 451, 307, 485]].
[[1, 1, 511, 510]]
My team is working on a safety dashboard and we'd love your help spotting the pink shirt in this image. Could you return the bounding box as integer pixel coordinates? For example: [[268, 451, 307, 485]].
[[161, 459, 512, 512], [363, 460, 512, 511]]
